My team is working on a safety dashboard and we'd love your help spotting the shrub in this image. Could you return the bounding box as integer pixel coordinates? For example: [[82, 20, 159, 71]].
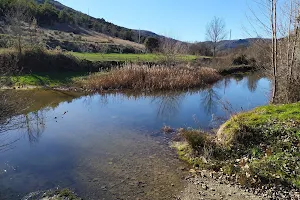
[[232, 54, 249, 65], [80, 65, 221, 91], [145, 37, 160, 53], [180, 129, 216, 156]]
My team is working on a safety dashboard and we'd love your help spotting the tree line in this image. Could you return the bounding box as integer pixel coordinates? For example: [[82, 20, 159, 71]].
[[0, 0, 145, 43]]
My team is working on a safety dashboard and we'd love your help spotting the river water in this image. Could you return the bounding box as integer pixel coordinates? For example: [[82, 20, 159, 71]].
[[0, 73, 271, 200]]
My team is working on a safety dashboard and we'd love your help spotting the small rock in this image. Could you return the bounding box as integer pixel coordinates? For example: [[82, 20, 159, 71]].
[[101, 186, 107, 191], [92, 178, 99, 182], [201, 184, 208, 190]]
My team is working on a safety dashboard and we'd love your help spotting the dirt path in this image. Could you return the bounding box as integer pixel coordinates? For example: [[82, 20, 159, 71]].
[[177, 170, 263, 200]]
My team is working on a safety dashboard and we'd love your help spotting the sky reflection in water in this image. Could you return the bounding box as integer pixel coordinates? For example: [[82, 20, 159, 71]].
[[0, 74, 271, 199]]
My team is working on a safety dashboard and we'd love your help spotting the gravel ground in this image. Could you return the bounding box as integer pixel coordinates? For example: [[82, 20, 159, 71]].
[[176, 169, 300, 200]]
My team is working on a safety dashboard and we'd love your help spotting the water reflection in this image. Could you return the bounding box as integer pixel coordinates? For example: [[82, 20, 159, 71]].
[[201, 87, 220, 115], [24, 111, 46, 144], [0, 73, 272, 199], [151, 92, 185, 120], [0, 73, 270, 152], [247, 73, 263, 92], [0, 110, 46, 152]]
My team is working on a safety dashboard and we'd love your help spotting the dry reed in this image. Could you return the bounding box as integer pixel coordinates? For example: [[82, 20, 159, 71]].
[[80, 64, 221, 91]]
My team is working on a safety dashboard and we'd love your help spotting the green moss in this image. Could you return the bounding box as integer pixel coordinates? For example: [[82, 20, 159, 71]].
[[172, 142, 193, 164], [4, 72, 87, 87], [218, 102, 300, 146], [57, 188, 78, 199], [214, 103, 300, 188], [39, 188, 81, 200]]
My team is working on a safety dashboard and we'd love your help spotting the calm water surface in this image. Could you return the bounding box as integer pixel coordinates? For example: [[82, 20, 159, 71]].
[[0, 74, 271, 200]]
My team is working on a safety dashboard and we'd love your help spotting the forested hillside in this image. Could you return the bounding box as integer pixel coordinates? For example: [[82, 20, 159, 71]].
[[0, 0, 148, 43]]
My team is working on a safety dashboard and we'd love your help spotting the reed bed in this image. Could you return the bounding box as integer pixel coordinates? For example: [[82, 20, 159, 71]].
[[80, 65, 221, 91]]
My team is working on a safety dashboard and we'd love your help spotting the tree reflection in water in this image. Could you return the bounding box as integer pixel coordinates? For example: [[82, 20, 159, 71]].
[[151, 92, 185, 120], [24, 111, 46, 144], [247, 73, 264, 92], [201, 87, 220, 115], [0, 110, 46, 152]]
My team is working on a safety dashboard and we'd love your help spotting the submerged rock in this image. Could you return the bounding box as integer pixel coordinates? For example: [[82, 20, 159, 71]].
[[22, 188, 82, 200]]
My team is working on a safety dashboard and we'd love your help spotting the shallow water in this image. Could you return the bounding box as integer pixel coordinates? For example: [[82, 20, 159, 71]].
[[0, 73, 271, 200]]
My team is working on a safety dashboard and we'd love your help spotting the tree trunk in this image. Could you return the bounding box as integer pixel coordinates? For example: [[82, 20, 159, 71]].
[[213, 45, 216, 57], [18, 35, 22, 56], [271, 0, 278, 103]]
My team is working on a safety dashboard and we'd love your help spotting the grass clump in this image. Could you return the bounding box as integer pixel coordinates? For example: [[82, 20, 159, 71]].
[[79, 65, 221, 91], [55, 188, 79, 200], [174, 103, 300, 189], [173, 129, 226, 170], [217, 102, 300, 146]]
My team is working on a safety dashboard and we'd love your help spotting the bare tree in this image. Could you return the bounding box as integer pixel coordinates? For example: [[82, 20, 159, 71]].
[[5, 1, 29, 55], [248, 0, 300, 103], [29, 17, 38, 45], [159, 37, 188, 66], [206, 17, 227, 57], [270, 0, 278, 100]]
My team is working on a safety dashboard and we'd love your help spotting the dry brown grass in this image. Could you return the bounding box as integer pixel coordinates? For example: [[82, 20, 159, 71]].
[[79, 65, 221, 91]]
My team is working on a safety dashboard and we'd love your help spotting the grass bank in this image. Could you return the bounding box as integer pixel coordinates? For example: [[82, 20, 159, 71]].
[[0, 48, 254, 90], [174, 102, 300, 189], [78, 65, 221, 91], [2, 72, 86, 87], [70, 52, 198, 62]]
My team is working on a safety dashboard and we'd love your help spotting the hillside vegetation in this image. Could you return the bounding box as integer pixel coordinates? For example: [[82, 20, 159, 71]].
[[0, 0, 147, 44], [0, 0, 147, 53]]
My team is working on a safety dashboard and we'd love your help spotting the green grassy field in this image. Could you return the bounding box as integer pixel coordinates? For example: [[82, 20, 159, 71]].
[[69, 52, 198, 62], [0, 48, 15, 54], [0, 48, 199, 62], [2, 72, 87, 87]]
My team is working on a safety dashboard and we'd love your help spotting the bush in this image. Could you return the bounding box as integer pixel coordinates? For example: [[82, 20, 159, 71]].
[[181, 130, 209, 151], [145, 37, 160, 53], [180, 129, 217, 158], [80, 65, 221, 91], [232, 54, 249, 65], [122, 46, 136, 54]]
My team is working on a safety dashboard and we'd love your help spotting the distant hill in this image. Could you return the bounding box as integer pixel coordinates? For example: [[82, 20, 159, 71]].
[[0, 0, 268, 54], [218, 38, 270, 50], [33, 0, 167, 44], [199, 38, 270, 51]]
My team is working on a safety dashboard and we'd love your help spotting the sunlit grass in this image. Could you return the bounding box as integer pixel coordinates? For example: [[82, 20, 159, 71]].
[[3, 72, 87, 87], [69, 52, 198, 62]]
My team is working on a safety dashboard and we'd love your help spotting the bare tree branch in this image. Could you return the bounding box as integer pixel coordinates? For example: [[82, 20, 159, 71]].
[[206, 17, 227, 57]]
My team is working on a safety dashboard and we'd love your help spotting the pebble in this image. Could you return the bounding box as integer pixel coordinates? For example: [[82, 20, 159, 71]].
[[201, 184, 208, 190]]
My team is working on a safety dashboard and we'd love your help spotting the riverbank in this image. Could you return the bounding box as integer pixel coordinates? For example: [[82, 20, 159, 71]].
[[0, 49, 258, 92], [0, 74, 273, 199], [173, 102, 300, 199]]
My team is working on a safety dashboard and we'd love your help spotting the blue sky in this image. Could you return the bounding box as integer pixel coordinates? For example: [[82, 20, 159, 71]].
[[57, 0, 268, 42]]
